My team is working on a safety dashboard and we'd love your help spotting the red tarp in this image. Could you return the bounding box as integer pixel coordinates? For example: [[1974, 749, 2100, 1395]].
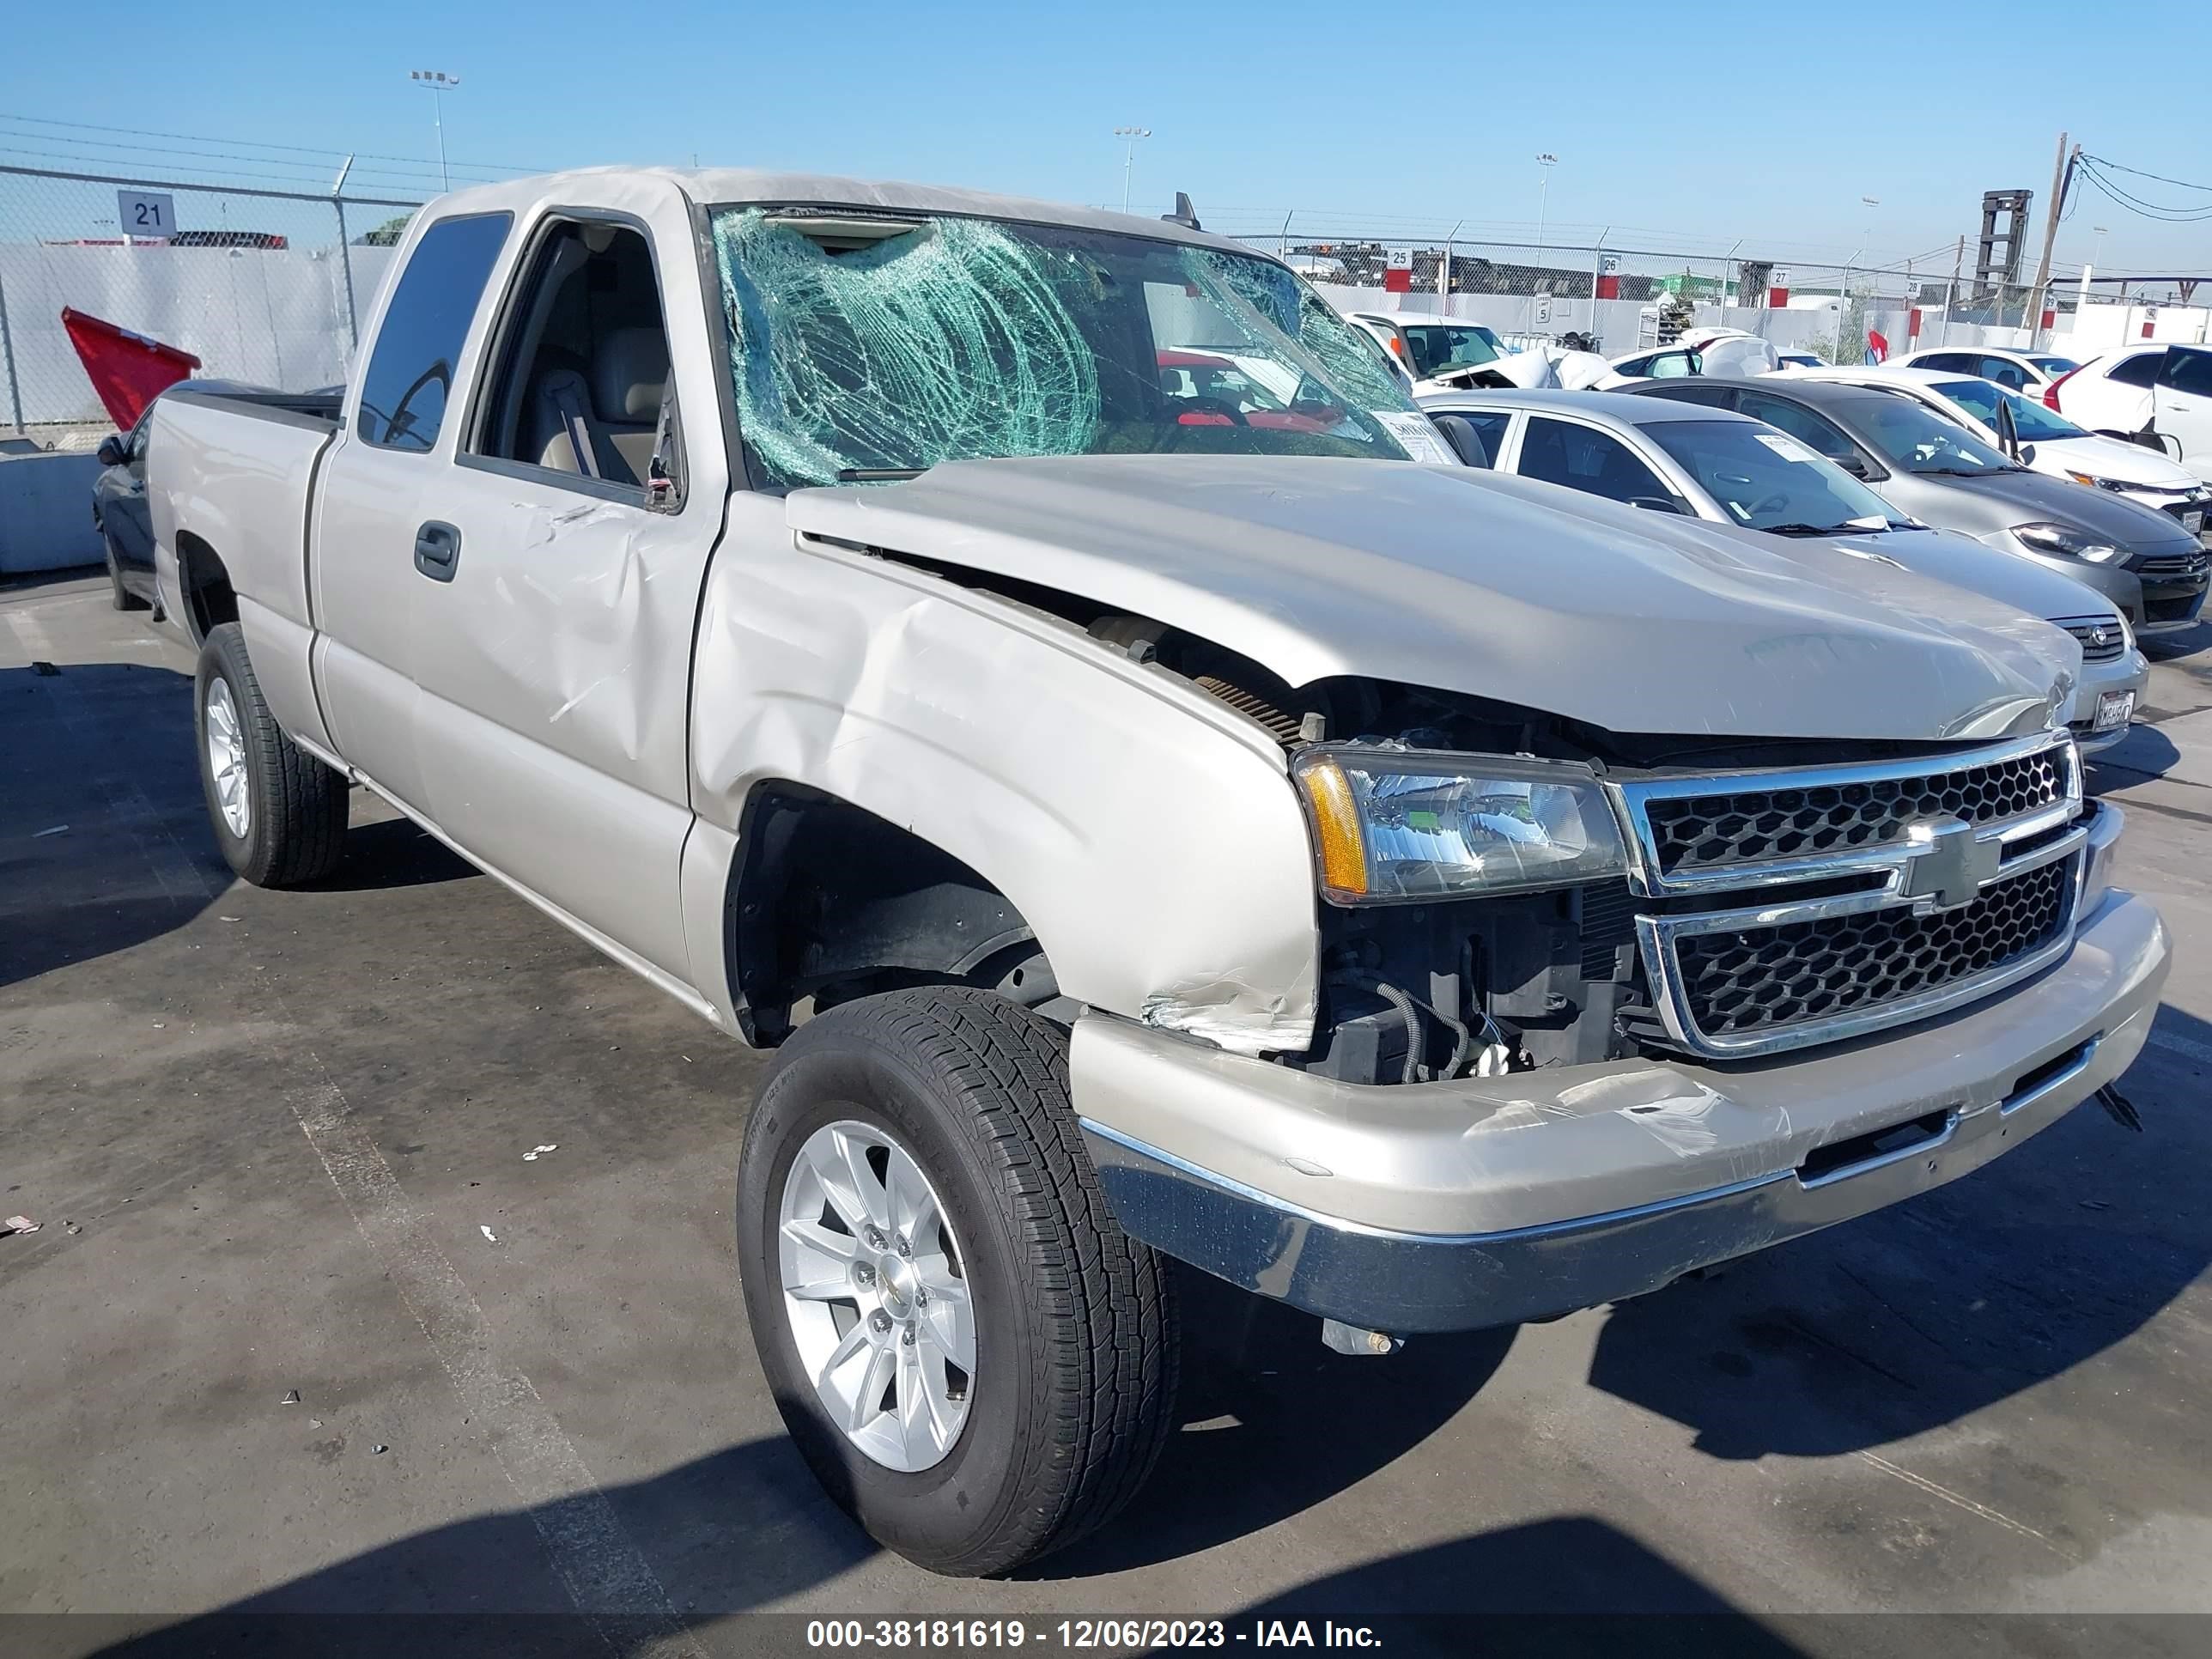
[[60, 307, 201, 430]]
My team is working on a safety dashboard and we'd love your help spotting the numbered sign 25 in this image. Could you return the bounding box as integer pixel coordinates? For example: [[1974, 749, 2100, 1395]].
[[117, 191, 177, 237]]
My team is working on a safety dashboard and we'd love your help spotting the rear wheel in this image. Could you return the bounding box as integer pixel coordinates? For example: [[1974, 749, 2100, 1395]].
[[736, 988, 1178, 1576], [195, 622, 349, 886]]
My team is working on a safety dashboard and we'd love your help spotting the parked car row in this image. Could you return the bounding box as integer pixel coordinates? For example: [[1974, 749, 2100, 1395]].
[[1421, 387, 2152, 750]]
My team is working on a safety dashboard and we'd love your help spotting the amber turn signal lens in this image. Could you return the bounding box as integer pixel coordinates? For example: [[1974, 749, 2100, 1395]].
[[1297, 757, 1369, 899]]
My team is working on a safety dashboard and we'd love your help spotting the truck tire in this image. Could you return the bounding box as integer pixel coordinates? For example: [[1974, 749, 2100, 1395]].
[[736, 987, 1178, 1576], [194, 621, 349, 887]]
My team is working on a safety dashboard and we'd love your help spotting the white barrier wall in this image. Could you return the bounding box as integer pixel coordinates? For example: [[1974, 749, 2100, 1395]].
[[0, 241, 399, 428]]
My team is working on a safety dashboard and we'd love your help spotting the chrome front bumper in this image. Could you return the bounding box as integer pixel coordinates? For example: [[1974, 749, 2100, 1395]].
[[1073, 870, 2167, 1334]]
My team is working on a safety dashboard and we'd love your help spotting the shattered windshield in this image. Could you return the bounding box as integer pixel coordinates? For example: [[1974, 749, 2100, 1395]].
[[710, 207, 1424, 489]]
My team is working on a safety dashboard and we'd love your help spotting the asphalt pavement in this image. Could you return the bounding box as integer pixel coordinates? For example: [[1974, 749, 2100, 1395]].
[[4, 571, 2210, 1658]]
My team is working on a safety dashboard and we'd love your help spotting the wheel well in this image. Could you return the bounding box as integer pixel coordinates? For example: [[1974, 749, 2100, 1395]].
[[175, 531, 238, 644], [726, 785, 1055, 1045]]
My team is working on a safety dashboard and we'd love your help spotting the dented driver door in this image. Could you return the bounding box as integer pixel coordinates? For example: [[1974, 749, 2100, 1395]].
[[401, 191, 731, 991]]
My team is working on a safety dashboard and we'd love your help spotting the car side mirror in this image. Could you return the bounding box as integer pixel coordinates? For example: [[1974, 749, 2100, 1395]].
[[1628, 495, 1688, 514], [97, 434, 128, 467], [1430, 414, 1492, 469], [1834, 454, 1871, 479]]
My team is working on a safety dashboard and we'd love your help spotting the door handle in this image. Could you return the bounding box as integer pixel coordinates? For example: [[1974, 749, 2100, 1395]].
[[414, 520, 461, 582]]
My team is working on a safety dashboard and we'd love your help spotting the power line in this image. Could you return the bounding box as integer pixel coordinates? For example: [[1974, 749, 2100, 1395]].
[[2075, 157, 2212, 223], [2081, 153, 2212, 196], [0, 110, 544, 176]]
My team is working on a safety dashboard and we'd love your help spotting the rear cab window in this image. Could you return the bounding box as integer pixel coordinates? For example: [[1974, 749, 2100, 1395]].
[[356, 213, 514, 452]]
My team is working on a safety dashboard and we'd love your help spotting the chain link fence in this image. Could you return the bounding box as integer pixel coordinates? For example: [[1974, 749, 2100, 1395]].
[[0, 165, 422, 446]]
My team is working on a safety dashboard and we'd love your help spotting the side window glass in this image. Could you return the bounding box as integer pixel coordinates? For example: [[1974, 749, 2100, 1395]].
[[2160, 350, 2212, 397], [356, 214, 512, 452], [1739, 394, 1859, 464], [469, 218, 678, 499], [1645, 350, 1702, 380], [1518, 416, 1670, 504], [1978, 356, 2026, 389], [1435, 410, 1511, 467], [2109, 352, 2165, 389]]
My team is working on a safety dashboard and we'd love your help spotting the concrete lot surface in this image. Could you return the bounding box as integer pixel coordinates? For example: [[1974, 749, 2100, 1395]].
[[4, 572, 2211, 1657]]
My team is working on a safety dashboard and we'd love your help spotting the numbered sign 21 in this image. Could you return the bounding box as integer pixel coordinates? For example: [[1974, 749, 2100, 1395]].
[[117, 191, 178, 239]]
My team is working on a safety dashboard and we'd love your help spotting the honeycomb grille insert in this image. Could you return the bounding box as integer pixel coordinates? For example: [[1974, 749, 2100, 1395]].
[[1643, 748, 2066, 875], [1673, 856, 2073, 1039]]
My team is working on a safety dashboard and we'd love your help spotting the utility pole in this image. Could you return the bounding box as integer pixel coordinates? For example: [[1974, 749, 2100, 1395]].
[[2021, 131, 2076, 349], [1942, 234, 1964, 346]]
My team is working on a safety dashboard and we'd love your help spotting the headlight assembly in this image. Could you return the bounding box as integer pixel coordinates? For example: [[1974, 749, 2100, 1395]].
[[1293, 747, 1628, 903], [2063, 471, 2128, 493], [2012, 520, 2126, 563]]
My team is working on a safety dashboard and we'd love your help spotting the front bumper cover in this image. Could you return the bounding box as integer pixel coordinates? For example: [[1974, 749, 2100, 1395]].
[[1073, 875, 2168, 1334]]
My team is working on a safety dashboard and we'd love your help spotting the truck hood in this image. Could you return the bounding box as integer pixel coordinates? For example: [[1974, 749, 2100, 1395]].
[[786, 456, 2075, 744]]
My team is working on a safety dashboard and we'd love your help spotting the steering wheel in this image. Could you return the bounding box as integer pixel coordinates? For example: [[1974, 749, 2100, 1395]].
[[1175, 397, 1250, 427]]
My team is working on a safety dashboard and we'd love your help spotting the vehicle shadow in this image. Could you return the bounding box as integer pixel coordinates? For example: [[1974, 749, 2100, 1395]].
[[2088, 723, 2182, 788], [0, 660, 477, 991], [1230, 1516, 1808, 1654], [72, 1436, 870, 1658], [1584, 1004, 2210, 1462], [1030, 1265, 1516, 1578]]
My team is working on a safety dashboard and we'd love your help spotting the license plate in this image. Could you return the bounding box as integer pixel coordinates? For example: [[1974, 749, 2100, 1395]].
[[2094, 690, 2136, 732], [2186, 509, 2204, 534]]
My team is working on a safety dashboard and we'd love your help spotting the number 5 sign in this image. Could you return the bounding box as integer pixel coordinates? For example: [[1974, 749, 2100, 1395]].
[[117, 191, 177, 238]]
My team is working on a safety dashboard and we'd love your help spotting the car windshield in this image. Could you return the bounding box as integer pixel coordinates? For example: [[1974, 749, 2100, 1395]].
[[2028, 356, 2079, 377], [708, 209, 1421, 487], [1644, 418, 1904, 533], [1400, 323, 1503, 377], [1929, 378, 2087, 441], [1847, 395, 2016, 476]]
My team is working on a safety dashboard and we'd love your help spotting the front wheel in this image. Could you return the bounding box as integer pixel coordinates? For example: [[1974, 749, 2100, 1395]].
[[195, 622, 349, 886], [737, 988, 1179, 1576]]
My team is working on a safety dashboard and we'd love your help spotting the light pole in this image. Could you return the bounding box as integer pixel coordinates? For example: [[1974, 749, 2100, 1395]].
[[411, 70, 462, 192], [1114, 126, 1151, 216], [1533, 153, 1558, 279], [2092, 224, 2109, 271]]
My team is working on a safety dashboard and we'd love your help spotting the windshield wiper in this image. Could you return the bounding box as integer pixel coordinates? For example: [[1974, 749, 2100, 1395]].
[[1917, 465, 2013, 477], [1762, 521, 1852, 537], [836, 467, 925, 483]]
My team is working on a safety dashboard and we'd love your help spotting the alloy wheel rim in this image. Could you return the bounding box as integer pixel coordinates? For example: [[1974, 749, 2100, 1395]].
[[205, 678, 251, 840], [777, 1119, 975, 1472]]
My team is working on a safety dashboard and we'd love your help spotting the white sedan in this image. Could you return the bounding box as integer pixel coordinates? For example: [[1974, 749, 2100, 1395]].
[[1782, 364, 2209, 538], [1897, 346, 2080, 395]]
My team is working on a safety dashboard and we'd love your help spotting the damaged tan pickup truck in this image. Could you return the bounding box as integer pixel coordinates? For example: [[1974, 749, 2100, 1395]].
[[149, 167, 2171, 1576]]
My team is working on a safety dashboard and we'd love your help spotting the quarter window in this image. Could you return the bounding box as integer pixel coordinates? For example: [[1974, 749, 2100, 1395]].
[[356, 213, 513, 452], [2107, 351, 2166, 389]]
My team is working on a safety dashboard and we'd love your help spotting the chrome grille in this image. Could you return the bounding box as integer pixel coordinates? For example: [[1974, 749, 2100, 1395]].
[[1638, 747, 2067, 877], [2137, 551, 2209, 578], [1674, 855, 2074, 1040], [1615, 734, 2088, 1058], [2054, 615, 2127, 663]]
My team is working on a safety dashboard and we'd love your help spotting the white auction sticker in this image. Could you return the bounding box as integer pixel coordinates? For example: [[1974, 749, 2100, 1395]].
[[1753, 431, 1820, 465], [1376, 410, 1455, 464]]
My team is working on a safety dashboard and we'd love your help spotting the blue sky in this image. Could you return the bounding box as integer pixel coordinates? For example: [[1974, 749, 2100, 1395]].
[[3, 0, 2207, 273]]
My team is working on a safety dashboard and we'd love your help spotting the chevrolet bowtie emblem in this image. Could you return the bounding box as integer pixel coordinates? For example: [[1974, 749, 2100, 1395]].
[[1899, 818, 2000, 911]]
